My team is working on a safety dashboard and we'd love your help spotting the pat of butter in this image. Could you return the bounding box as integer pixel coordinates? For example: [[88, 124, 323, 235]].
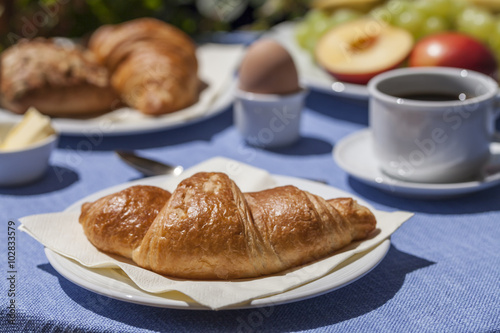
[[0, 108, 56, 151]]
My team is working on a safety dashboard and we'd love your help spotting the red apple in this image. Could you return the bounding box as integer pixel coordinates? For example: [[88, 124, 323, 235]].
[[409, 32, 498, 78], [315, 18, 414, 85]]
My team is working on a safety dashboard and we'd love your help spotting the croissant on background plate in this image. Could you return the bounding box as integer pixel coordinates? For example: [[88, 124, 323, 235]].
[[0, 18, 200, 117], [79, 172, 377, 280], [0, 38, 119, 117], [88, 17, 201, 115]]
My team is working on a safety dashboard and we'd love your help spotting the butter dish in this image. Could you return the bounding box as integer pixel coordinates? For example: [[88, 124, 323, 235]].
[[0, 109, 58, 186]]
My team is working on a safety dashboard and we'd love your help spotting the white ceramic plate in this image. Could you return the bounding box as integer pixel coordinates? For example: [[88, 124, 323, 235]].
[[45, 174, 390, 310], [265, 21, 369, 100], [0, 83, 234, 136], [334, 129, 500, 199]]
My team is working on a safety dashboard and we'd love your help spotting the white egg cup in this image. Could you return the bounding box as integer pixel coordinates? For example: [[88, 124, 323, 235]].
[[234, 88, 308, 149]]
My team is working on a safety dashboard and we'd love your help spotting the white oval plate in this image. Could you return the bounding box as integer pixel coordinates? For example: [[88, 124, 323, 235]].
[[45, 174, 390, 310], [265, 21, 369, 100], [333, 129, 500, 199]]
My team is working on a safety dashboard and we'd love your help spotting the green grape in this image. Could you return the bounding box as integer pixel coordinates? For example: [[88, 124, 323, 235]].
[[370, 5, 394, 24], [305, 9, 329, 26], [416, 0, 453, 20], [294, 21, 312, 50], [419, 16, 450, 39], [488, 19, 500, 47], [297, 8, 361, 55], [303, 9, 332, 38], [310, 15, 333, 38], [393, 9, 425, 38], [412, 0, 435, 17], [488, 40, 500, 76], [329, 8, 362, 27], [385, 0, 412, 17], [456, 6, 495, 43], [294, 22, 318, 55], [447, 0, 468, 18], [487, 19, 500, 63], [296, 9, 332, 54]]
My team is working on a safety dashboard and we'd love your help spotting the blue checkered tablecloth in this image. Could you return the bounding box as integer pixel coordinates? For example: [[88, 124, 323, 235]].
[[1, 79, 499, 332]]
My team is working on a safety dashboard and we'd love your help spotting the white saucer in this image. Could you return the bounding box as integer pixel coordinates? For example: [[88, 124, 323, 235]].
[[333, 129, 500, 199]]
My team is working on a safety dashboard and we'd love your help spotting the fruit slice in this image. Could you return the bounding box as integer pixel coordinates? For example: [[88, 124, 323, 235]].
[[315, 18, 414, 84]]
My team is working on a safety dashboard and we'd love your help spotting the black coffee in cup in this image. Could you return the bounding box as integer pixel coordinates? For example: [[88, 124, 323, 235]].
[[392, 92, 474, 102]]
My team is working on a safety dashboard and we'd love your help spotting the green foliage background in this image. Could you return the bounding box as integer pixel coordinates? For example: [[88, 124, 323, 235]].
[[0, 0, 309, 49]]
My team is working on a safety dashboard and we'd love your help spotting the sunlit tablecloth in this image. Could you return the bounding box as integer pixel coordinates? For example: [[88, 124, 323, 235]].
[[1, 38, 499, 332]]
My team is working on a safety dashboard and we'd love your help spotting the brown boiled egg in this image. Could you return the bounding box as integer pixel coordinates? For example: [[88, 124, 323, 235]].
[[238, 39, 300, 95]]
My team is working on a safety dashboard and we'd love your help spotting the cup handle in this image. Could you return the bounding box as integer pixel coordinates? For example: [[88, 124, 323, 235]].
[[493, 94, 500, 142], [481, 94, 500, 177]]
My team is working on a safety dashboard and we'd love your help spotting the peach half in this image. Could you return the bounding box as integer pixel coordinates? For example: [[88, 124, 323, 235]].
[[315, 19, 414, 85]]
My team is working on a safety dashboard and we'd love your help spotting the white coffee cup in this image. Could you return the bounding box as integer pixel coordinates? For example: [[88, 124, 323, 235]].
[[234, 88, 307, 148], [368, 67, 500, 183]]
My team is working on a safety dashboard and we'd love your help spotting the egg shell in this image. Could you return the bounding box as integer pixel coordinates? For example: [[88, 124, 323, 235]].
[[238, 39, 300, 95]]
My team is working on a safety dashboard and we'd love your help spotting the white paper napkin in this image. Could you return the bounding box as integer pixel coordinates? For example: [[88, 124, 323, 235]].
[[19, 157, 413, 310]]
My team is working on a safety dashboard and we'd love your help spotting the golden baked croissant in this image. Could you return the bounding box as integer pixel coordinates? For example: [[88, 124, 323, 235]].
[[88, 18, 200, 115], [79, 172, 376, 280], [0, 38, 119, 116]]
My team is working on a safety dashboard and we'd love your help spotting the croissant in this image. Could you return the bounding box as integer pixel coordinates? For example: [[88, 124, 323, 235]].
[[79, 172, 376, 280], [0, 38, 118, 116], [88, 18, 200, 115]]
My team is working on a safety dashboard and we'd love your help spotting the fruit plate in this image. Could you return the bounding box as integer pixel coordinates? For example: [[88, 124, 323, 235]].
[[266, 20, 500, 100], [265, 21, 370, 99]]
